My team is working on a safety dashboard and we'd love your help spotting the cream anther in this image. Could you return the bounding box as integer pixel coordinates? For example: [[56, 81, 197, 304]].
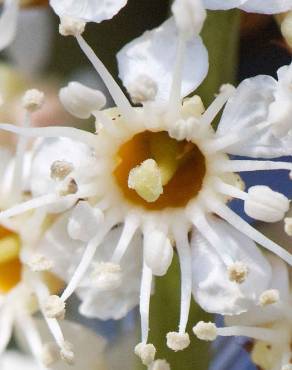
[[128, 159, 163, 202], [27, 254, 54, 272], [182, 96, 205, 118], [169, 118, 197, 141], [60, 341, 75, 365], [127, 74, 158, 104], [134, 342, 156, 366], [192, 321, 217, 341], [22, 89, 45, 111], [227, 262, 249, 284], [166, 332, 190, 351], [41, 342, 60, 367], [172, 0, 206, 38], [244, 186, 289, 222], [259, 289, 279, 307], [150, 359, 171, 370], [92, 262, 122, 290], [59, 17, 86, 37], [43, 295, 66, 320], [50, 160, 74, 181], [284, 217, 292, 236], [59, 81, 106, 119], [58, 178, 78, 196]]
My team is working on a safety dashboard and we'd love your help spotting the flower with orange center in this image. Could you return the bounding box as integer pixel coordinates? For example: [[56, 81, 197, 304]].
[[0, 1, 292, 366]]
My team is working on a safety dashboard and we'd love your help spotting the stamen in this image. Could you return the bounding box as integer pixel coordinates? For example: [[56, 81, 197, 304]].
[[127, 74, 158, 104], [259, 289, 279, 306], [0, 123, 97, 147], [134, 342, 156, 366], [91, 262, 122, 290], [171, 225, 192, 343], [227, 262, 249, 284], [214, 179, 247, 201], [50, 160, 74, 181], [168, 35, 187, 119], [193, 321, 217, 341], [166, 332, 190, 352], [22, 89, 45, 112], [75, 35, 134, 121], [219, 159, 292, 173], [58, 177, 78, 196], [60, 341, 75, 365], [43, 295, 66, 320], [199, 84, 235, 126], [111, 214, 140, 263], [128, 159, 163, 203], [41, 342, 60, 367], [27, 254, 54, 272], [206, 198, 292, 266], [139, 263, 153, 345], [59, 16, 85, 37], [61, 217, 117, 301]]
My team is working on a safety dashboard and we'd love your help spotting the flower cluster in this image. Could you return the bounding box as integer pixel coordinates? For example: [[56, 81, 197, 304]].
[[0, 0, 291, 369]]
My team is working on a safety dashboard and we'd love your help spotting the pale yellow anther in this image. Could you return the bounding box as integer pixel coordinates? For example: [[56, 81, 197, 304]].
[[227, 262, 249, 284], [0, 235, 20, 264], [259, 289, 279, 307], [182, 95, 205, 119], [128, 159, 163, 202]]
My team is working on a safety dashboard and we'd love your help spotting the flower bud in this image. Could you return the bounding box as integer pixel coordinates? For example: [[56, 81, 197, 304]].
[[59, 81, 106, 119], [244, 186, 289, 222]]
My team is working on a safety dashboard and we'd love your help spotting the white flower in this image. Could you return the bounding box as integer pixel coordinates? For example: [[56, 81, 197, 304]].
[[193, 254, 292, 370], [216, 64, 292, 158], [203, 0, 292, 13], [0, 3, 292, 363]]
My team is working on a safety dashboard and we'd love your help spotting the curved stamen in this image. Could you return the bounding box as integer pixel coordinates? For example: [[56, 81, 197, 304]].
[[173, 224, 192, 334], [76, 35, 134, 122], [111, 214, 140, 263], [218, 159, 292, 173], [0, 123, 97, 147], [140, 262, 153, 344], [214, 178, 248, 201], [217, 325, 280, 343], [206, 197, 292, 266]]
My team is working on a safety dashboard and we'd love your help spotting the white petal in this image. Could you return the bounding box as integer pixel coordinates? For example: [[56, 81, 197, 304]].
[[191, 216, 272, 315], [203, 0, 245, 10], [241, 0, 292, 14], [117, 18, 208, 104], [217, 74, 292, 158], [0, 0, 19, 51], [68, 201, 104, 242], [226, 254, 289, 327], [30, 137, 96, 212], [50, 0, 127, 23]]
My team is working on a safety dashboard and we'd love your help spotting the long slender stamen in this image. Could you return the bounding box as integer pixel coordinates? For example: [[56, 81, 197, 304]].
[[168, 35, 187, 119], [140, 262, 153, 344], [192, 210, 234, 266], [174, 225, 192, 334], [214, 179, 248, 201], [0, 123, 97, 147], [202, 121, 271, 154], [111, 215, 140, 263], [218, 159, 292, 173], [199, 85, 235, 126], [76, 35, 134, 121], [15, 312, 47, 370], [61, 216, 118, 301], [217, 326, 280, 343], [10, 111, 30, 202], [206, 197, 292, 265]]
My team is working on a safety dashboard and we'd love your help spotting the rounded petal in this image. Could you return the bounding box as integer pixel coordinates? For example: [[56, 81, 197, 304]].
[[30, 137, 95, 212], [241, 0, 292, 14], [50, 0, 127, 23], [117, 18, 208, 104], [191, 217, 272, 315], [216, 75, 292, 158]]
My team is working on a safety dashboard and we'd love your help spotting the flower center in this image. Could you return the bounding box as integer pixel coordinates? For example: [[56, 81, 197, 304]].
[[0, 226, 21, 293], [114, 131, 206, 210]]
